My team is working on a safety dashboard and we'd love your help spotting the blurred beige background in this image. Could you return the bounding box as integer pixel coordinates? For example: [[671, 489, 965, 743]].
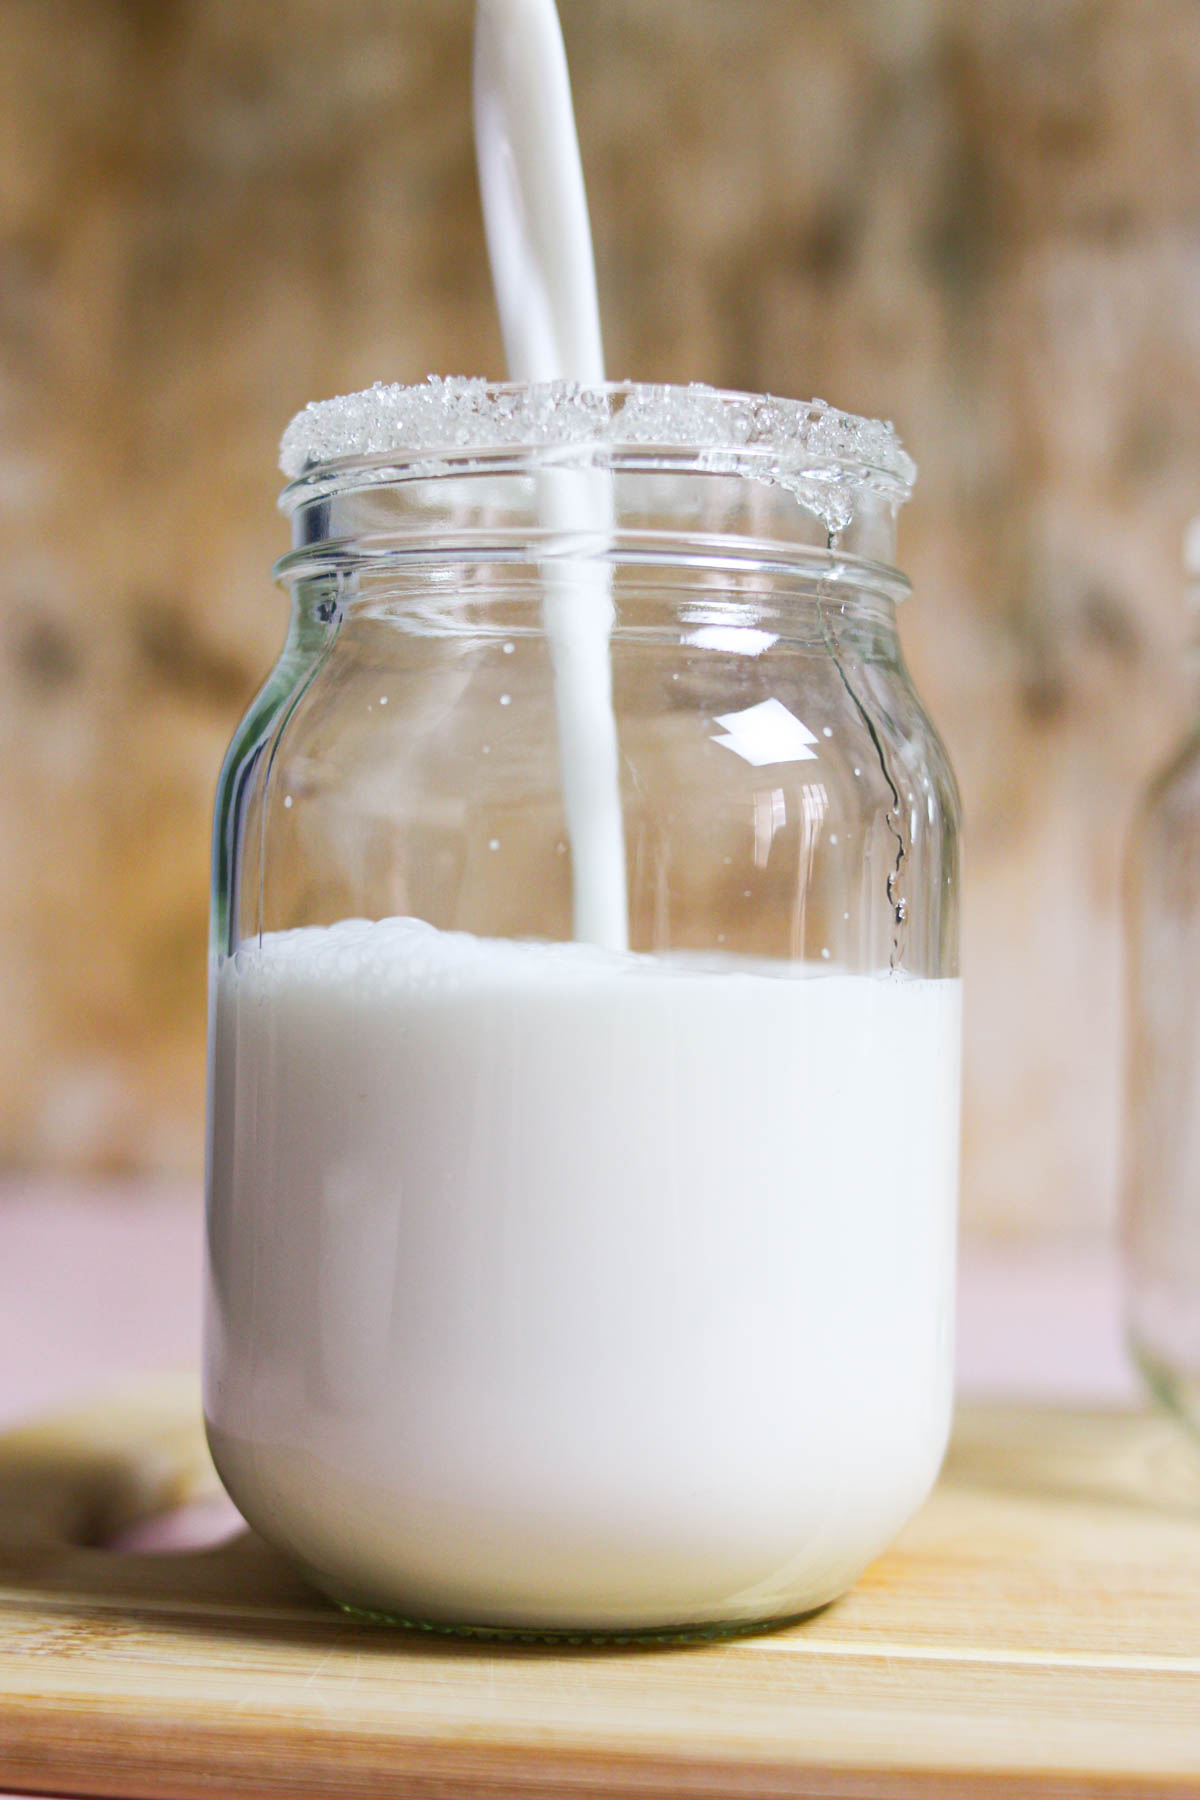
[[1, 0, 1197, 1239]]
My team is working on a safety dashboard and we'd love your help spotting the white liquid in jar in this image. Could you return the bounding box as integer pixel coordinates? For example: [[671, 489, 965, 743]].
[[206, 918, 960, 1632]]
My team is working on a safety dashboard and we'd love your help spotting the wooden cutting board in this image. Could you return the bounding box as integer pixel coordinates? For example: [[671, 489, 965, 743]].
[[2, 1377, 1200, 1799]]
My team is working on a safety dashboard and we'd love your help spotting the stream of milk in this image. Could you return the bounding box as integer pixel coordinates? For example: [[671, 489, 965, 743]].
[[473, 0, 628, 950]]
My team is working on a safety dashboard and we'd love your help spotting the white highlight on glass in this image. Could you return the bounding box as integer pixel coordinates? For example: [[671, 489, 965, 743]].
[[686, 626, 780, 657], [712, 697, 820, 768]]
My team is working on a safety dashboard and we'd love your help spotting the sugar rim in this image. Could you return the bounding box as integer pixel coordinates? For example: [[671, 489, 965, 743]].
[[278, 377, 916, 502]]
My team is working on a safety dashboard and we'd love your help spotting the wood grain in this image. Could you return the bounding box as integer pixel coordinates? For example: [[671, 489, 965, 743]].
[[2, 1380, 1200, 1798]]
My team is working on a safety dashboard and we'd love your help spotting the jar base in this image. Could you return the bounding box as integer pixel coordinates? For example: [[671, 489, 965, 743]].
[[326, 1591, 828, 1646]]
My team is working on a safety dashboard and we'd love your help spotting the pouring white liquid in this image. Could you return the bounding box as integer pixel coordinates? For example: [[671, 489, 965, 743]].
[[473, 0, 628, 950]]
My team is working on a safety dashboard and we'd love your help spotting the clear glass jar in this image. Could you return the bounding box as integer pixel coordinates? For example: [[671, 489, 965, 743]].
[[1124, 526, 1200, 1439], [204, 381, 962, 1637]]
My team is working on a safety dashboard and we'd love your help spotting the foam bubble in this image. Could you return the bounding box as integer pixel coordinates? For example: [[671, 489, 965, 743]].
[[230, 915, 646, 1001], [225, 915, 926, 1001]]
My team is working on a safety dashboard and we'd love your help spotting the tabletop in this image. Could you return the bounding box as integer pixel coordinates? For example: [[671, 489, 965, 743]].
[[0, 1178, 1156, 1800]]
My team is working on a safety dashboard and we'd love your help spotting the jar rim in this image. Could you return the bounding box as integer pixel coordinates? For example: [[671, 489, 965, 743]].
[[278, 378, 916, 531]]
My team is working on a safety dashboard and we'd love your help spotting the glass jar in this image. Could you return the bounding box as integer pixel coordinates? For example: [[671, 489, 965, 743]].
[[1124, 524, 1200, 1440], [204, 380, 962, 1637]]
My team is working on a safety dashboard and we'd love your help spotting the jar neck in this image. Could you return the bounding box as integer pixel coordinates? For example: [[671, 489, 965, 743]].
[[275, 457, 910, 594], [281, 558, 905, 678]]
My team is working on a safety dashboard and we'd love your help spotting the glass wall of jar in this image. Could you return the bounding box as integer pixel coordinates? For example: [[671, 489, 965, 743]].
[[205, 382, 962, 1637], [1124, 522, 1200, 1442]]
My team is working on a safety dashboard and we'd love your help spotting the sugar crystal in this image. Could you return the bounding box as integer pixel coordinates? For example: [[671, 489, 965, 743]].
[[278, 377, 915, 534]]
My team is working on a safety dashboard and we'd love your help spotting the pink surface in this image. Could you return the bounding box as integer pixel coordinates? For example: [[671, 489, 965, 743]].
[[0, 1179, 203, 1430], [0, 1176, 1139, 1432], [0, 1178, 1142, 1800], [955, 1237, 1138, 1402]]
